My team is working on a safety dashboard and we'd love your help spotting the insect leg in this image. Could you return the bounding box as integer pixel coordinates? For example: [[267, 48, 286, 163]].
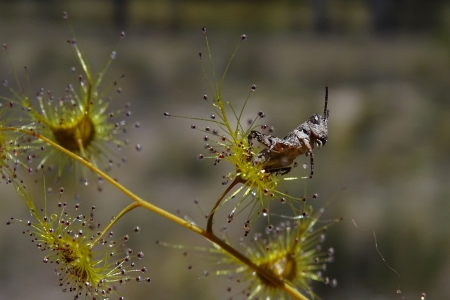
[[308, 151, 314, 178], [279, 167, 292, 176], [247, 130, 258, 142], [266, 166, 292, 176], [248, 130, 276, 149], [248, 130, 263, 146]]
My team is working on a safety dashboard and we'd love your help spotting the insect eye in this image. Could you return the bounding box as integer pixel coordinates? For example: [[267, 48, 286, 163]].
[[309, 114, 320, 125]]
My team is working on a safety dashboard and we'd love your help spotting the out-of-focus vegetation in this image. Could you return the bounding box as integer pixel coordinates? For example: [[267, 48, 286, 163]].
[[0, 0, 449, 299]]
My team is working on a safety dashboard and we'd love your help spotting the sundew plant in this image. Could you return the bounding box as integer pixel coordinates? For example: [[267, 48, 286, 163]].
[[0, 13, 339, 300]]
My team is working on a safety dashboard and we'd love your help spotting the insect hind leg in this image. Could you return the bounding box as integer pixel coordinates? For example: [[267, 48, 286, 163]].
[[307, 151, 314, 178], [266, 166, 292, 176], [279, 167, 292, 176]]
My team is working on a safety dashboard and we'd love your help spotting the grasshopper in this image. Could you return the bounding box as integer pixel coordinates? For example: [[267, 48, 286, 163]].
[[248, 85, 329, 178]]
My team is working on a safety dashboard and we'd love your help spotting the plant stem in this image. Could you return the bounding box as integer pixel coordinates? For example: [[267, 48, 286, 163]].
[[8, 128, 309, 300], [92, 201, 140, 246], [206, 177, 240, 233]]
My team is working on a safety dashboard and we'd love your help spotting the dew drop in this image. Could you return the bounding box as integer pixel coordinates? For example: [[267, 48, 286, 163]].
[[319, 233, 326, 242], [134, 226, 140, 233], [331, 279, 337, 288], [251, 84, 257, 91], [210, 114, 215, 119], [120, 31, 126, 39], [111, 51, 117, 59], [59, 187, 65, 194], [203, 95, 208, 101], [135, 122, 140, 128], [262, 208, 268, 217], [197, 154, 204, 161], [227, 212, 234, 223], [420, 293, 426, 300], [2, 79, 7, 87], [62, 11, 68, 19], [163, 112, 170, 117], [135, 144, 142, 151], [202, 27, 206, 33], [312, 193, 318, 199], [241, 34, 247, 41], [191, 124, 196, 129], [257, 111, 265, 118]]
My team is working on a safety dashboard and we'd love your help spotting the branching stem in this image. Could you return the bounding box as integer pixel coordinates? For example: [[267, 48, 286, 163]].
[[5, 127, 309, 300]]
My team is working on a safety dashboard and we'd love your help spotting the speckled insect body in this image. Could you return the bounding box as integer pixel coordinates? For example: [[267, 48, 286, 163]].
[[248, 85, 329, 178]]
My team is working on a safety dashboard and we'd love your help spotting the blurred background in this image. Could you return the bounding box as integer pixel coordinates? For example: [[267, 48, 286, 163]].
[[0, 0, 449, 299]]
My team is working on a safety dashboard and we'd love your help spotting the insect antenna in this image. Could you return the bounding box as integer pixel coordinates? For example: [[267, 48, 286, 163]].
[[324, 84, 329, 120]]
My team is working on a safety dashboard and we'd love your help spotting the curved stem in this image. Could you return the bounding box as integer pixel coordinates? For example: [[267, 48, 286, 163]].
[[92, 201, 140, 246], [206, 177, 240, 233], [7, 128, 309, 300]]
